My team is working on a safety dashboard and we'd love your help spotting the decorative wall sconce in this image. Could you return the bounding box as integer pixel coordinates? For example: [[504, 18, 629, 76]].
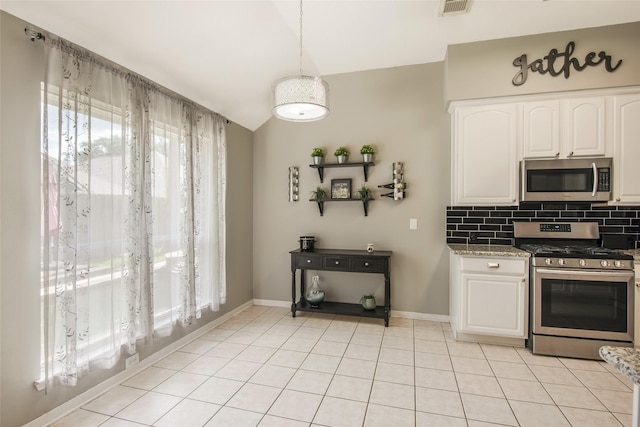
[[378, 162, 406, 200], [288, 166, 299, 201]]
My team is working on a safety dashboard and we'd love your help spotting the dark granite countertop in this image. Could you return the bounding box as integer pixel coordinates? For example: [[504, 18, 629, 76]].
[[623, 249, 640, 262], [448, 244, 530, 258], [599, 346, 640, 385]]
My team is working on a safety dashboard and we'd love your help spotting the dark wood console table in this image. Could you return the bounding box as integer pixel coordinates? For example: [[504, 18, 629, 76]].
[[290, 248, 392, 326]]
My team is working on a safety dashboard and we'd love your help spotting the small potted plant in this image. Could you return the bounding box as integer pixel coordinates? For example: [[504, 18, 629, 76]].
[[310, 186, 326, 201], [334, 146, 350, 164], [311, 147, 325, 165], [356, 185, 374, 201], [360, 294, 376, 311], [360, 144, 376, 163]]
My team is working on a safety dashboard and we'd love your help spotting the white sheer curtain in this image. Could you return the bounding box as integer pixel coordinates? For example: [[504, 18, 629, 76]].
[[40, 35, 226, 389]]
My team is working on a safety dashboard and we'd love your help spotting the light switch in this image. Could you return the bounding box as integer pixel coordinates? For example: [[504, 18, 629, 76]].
[[409, 218, 418, 230]]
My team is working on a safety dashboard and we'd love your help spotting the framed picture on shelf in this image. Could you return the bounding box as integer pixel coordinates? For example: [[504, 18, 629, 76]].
[[331, 178, 352, 199]]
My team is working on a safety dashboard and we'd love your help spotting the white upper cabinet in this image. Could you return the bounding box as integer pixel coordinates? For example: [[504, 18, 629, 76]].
[[523, 101, 561, 159], [522, 97, 609, 159], [563, 97, 608, 158], [612, 93, 640, 204], [451, 103, 519, 206]]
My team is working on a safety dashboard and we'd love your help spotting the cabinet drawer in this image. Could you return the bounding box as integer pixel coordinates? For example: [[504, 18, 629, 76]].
[[460, 257, 526, 275], [351, 257, 385, 273], [295, 254, 323, 269], [323, 256, 351, 271]]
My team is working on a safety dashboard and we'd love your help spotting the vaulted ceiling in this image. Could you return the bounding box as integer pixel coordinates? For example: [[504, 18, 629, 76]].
[[2, 1, 640, 130]]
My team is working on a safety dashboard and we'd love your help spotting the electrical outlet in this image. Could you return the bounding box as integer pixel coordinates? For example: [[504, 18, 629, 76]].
[[409, 218, 418, 230], [125, 353, 139, 370]]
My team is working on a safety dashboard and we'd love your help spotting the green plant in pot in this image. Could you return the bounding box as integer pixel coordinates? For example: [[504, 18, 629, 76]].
[[334, 146, 350, 164], [311, 147, 325, 165], [360, 144, 376, 163], [310, 186, 327, 201], [356, 185, 374, 201], [360, 294, 376, 310]]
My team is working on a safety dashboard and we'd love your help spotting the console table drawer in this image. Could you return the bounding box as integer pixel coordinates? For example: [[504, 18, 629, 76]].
[[323, 255, 351, 271], [294, 254, 323, 269], [351, 257, 385, 273]]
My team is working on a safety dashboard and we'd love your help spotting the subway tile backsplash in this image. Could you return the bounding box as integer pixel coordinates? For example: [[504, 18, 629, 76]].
[[446, 202, 640, 248]]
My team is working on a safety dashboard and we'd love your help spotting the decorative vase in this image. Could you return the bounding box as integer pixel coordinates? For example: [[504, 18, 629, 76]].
[[337, 155, 348, 164], [362, 153, 373, 163], [306, 275, 325, 308], [360, 295, 376, 310], [312, 156, 324, 165]]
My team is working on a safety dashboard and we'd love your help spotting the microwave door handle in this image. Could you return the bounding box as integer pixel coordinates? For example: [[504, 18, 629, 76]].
[[592, 162, 598, 197]]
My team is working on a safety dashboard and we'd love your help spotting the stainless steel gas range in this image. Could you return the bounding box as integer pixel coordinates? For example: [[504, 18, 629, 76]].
[[514, 221, 635, 360]]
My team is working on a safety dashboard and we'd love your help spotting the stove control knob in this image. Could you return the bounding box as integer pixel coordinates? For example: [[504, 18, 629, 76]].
[[600, 260, 609, 267], [614, 260, 623, 268], [558, 259, 566, 266], [545, 258, 553, 266], [579, 259, 588, 267]]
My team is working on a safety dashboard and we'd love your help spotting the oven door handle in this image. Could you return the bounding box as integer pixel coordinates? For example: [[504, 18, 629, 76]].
[[536, 268, 634, 278], [592, 162, 598, 197]]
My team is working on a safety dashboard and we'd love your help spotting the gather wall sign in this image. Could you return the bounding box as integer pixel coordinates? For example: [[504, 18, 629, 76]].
[[512, 41, 623, 86]]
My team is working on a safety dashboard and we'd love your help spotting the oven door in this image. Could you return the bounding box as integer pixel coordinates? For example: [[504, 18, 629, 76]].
[[532, 268, 634, 342]]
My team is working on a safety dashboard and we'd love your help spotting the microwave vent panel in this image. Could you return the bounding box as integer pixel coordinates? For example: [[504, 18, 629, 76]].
[[440, 0, 473, 16]]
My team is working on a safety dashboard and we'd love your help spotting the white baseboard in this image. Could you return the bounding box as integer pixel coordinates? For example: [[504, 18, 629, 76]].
[[252, 298, 291, 308], [253, 299, 450, 323], [390, 309, 450, 323], [26, 300, 253, 427]]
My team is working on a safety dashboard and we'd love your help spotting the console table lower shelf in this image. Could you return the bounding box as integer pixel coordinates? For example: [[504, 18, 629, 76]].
[[290, 248, 392, 327], [293, 300, 387, 320]]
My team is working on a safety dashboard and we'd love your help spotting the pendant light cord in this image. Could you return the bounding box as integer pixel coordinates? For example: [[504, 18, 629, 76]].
[[299, 0, 303, 76]]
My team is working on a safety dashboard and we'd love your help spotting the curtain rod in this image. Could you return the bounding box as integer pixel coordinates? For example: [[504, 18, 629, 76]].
[[25, 27, 44, 42], [23, 26, 231, 125]]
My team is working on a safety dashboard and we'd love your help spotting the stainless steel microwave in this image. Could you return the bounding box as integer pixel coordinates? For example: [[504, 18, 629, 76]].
[[520, 158, 612, 202]]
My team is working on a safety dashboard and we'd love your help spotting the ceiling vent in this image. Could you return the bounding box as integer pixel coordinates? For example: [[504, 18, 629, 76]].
[[440, 0, 473, 16]]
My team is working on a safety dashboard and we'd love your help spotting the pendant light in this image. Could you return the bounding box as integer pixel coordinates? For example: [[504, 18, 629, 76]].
[[272, 0, 329, 122]]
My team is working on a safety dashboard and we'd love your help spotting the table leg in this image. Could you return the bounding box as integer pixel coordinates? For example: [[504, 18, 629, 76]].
[[384, 270, 391, 327], [291, 268, 296, 317]]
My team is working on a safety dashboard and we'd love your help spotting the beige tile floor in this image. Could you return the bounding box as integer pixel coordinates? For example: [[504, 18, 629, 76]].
[[51, 305, 634, 427]]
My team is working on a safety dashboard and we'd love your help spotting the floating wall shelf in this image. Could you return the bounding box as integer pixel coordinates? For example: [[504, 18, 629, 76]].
[[309, 161, 374, 183], [310, 198, 371, 216]]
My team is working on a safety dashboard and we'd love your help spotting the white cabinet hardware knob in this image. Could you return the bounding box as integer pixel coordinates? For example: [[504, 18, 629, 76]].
[[636, 282, 640, 288], [555, 152, 560, 158], [568, 151, 574, 157], [306, 259, 312, 263], [335, 261, 340, 265], [487, 263, 500, 268], [616, 198, 621, 202], [364, 262, 370, 266]]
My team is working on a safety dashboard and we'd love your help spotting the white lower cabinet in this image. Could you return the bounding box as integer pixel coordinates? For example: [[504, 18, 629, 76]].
[[450, 253, 529, 341]]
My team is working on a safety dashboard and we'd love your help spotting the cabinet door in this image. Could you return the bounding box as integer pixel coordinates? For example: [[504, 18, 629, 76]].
[[563, 97, 607, 157], [523, 101, 560, 159], [452, 104, 518, 205], [460, 273, 527, 338], [613, 94, 640, 204]]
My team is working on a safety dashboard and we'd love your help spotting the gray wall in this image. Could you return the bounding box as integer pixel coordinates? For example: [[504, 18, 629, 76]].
[[253, 63, 451, 315], [446, 22, 640, 102], [0, 11, 254, 427]]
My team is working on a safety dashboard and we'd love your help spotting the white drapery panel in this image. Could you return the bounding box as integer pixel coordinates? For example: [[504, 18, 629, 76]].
[[41, 36, 226, 390]]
